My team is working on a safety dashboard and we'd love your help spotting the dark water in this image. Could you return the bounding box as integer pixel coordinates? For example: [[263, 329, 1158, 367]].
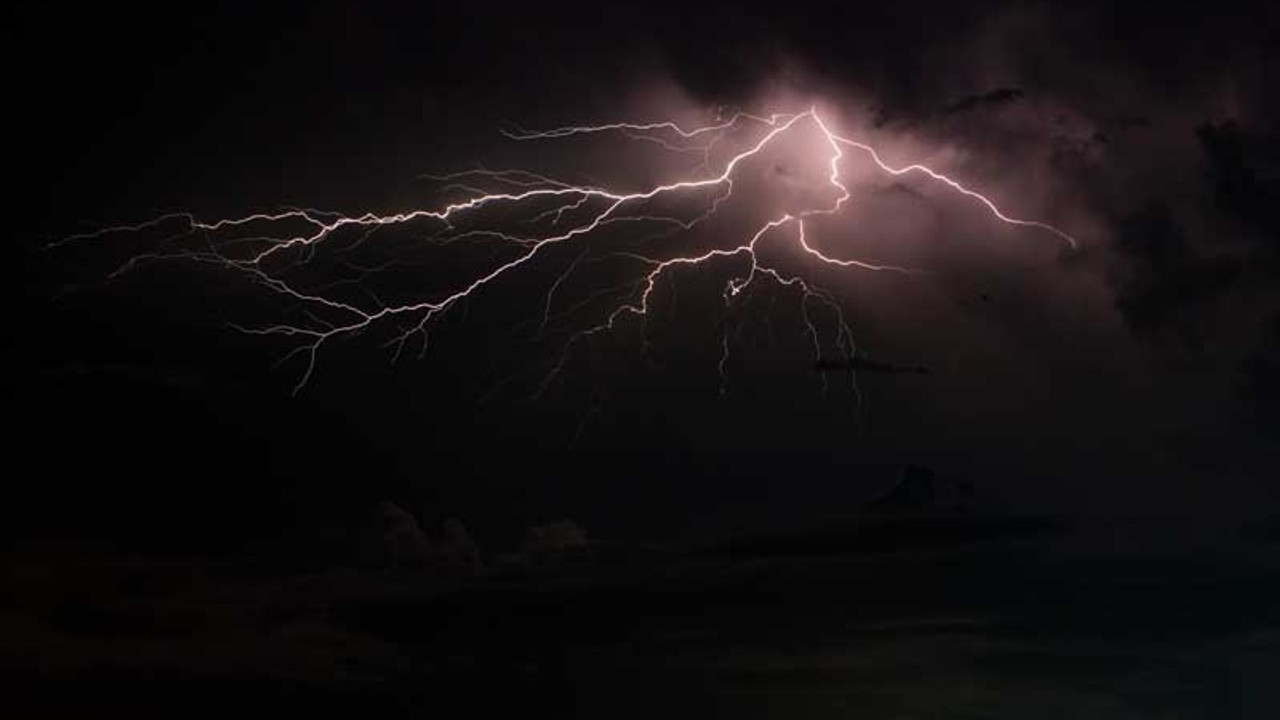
[[7, 531, 1279, 718]]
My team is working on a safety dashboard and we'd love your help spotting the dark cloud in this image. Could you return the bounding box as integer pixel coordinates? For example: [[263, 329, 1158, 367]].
[[379, 503, 486, 578], [865, 464, 969, 516], [12, 0, 1280, 548], [1109, 203, 1242, 348], [1237, 312, 1280, 424], [942, 88, 1026, 116], [1198, 121, 1280, 245]]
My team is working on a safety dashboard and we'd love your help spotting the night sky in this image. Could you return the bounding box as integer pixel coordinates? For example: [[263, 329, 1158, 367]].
[[9, 3, 1280, 717], [10, 2, 1280, 550]]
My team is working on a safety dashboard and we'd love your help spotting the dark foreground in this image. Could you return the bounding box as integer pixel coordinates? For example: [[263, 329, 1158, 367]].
[[6, 523, 1279, 719]]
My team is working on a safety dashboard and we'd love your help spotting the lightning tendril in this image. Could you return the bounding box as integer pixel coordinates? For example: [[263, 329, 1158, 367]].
[[54, 107, 1076, 396]]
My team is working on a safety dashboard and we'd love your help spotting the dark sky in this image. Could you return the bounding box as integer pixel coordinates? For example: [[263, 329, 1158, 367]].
[[9, 1, 1279, 555]]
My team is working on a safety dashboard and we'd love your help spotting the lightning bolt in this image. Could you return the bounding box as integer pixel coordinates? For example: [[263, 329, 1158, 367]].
[[54, 106, 1076, 399]]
